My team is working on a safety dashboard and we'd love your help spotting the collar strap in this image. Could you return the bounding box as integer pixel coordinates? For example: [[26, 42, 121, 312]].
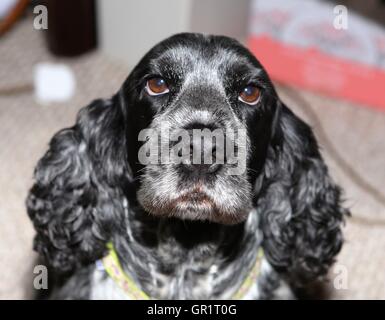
[[102, 242, 150, 300], [102, 242, 263, 300]]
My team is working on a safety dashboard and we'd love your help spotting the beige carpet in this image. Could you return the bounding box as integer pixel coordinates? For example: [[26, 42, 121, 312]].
[[0, 17, 384, 299]]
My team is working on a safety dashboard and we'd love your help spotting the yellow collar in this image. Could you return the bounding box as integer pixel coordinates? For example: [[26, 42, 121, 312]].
[[101, 242, 263, 300]]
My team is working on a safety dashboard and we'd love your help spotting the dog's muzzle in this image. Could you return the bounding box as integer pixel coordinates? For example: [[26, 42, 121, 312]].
[[136, 103, 252, 224]]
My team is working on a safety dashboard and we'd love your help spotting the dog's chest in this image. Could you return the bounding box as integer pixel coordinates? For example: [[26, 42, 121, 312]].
[[145, 253, 237, 299], [91, 257, 260, 300], [90, 210, 264, 299], [146, 262, 220, 299]]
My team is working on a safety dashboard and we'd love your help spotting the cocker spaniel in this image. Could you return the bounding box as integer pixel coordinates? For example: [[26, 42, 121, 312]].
[[26, 33, 348, 299]]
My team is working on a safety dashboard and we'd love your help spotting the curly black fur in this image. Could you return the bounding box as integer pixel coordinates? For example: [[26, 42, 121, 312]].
[[27, 97, 132, 273], [257, 104, 347, 285]]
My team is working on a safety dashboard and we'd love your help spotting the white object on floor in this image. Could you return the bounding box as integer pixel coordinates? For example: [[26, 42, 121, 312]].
[[0, 0, 17, 19], [34, 63, 76, 104]]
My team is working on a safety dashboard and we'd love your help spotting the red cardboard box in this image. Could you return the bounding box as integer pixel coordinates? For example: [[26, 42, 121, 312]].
[[247, 0, 385, 111]]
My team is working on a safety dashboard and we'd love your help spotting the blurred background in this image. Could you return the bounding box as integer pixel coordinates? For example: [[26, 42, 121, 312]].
[[0, 0, 384, 299]]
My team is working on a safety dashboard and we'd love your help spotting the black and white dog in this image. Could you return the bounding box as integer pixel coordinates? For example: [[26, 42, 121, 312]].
[[27, 33, 347, 299]]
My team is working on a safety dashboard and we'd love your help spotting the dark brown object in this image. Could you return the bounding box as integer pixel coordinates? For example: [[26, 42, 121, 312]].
[[44, 0, 97, 56]]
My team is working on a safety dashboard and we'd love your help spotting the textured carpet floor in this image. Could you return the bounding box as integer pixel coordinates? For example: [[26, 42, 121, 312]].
[[0, 18, 384, 299]]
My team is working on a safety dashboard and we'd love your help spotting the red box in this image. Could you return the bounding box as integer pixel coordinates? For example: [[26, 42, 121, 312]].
[[247, 0, 385, 112]]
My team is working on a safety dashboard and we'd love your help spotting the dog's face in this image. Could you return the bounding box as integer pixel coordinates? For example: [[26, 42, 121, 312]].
[[123, 34, 279, 224]]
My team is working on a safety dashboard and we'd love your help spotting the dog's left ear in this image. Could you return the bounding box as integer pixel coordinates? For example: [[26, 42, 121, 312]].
[[26, 93, 132, 273], [257, 101, 348, 284]]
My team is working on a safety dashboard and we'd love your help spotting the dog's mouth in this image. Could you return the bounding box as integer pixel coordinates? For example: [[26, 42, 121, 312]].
[[176, 187, 213, 204], [139, 185, 249, 225]]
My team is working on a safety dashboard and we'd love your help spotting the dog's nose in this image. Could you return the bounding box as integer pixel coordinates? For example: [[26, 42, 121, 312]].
[[181, 132, 223, 174]]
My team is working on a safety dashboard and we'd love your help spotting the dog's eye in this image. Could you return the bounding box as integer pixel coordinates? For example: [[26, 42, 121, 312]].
[[238, 85, 260, 105], [145, 77, 169, 96]]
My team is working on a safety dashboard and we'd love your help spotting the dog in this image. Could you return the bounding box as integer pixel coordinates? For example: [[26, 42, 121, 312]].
[[26, 33, 348, 299]]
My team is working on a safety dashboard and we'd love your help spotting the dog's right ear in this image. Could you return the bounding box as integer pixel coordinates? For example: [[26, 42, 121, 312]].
[[257, 102, 347, 284], [26, 96, 132, 273]]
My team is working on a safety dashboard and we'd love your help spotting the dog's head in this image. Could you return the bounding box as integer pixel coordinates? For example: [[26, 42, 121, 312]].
[[123, 34, 278, 224], [27, 33, 347, 282]]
